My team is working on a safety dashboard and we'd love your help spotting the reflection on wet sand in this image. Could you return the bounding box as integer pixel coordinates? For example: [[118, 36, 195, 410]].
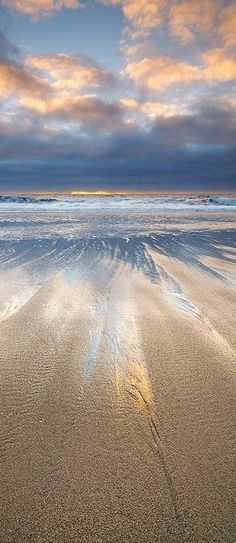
[[0, 210, 236, 543]]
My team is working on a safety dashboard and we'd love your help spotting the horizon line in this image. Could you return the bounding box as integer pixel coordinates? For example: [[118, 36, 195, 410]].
[[0, 189, 236, 196]]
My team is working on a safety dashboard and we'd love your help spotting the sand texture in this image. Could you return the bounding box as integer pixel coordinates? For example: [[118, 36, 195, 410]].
[[0, 209, 235, 543]]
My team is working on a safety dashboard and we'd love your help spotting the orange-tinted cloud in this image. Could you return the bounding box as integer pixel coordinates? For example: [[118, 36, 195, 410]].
[[0, 61, 49, 100], [120, 98, 178, 119], [219, 3, 236, 47], [125, 48, 236, 92], [102, 0, 167, 32], [2, 0, 81, 18], [124, 55, 202, 91], [169, 0, 217, 43], [27, 54, 115, 91], [20, 94, 126, 132], [169, 1, 236, 47], [122, 0, 166, 30], [203, 48, 236, 80], [119, 41, 149, 59]]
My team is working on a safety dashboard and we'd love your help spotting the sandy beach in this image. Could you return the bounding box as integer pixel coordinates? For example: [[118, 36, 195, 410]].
[[0, 206, 236, 543]]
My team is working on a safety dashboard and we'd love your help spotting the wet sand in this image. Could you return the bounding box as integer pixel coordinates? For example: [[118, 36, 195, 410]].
[[0, 210, 236, 542]]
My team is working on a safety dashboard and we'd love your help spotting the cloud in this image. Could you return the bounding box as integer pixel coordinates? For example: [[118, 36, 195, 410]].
[[119, 40, 149, 59], [2, 0, 82, 18], [0, 134, 235, 192], [0, 27, 50, 100], [0, 61, 50, 100], [102, 0, 236, 47], [168, 1, 236, 47], [26, 54, 116, 91], [8, 53, 122, 132], [102, 0, 167, 35], [108, 0, 236, 48], [121, 0, 166, 31], [120, 98, 178, 121], [169, 0, 217, 43], [0, 26, 18, 60], [150, 100, 236, 147], [21, 95, 126, 132], [0, 37, 120, 133], [124, 48, 236, 93], [124, 55, 202, 91], [203, 48, 236, 80], [1, 96, 235, 156], [219, 3, 236, 47], [0, 95, 235, 190]]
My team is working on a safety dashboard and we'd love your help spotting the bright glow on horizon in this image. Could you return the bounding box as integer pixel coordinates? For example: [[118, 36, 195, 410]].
[[70, 191, 112, 196]]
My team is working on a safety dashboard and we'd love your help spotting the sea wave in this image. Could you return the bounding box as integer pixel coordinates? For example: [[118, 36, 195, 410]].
[[0, 194, 235, 212], [0, 195, 57, 204], [208, 197, 236, 206]]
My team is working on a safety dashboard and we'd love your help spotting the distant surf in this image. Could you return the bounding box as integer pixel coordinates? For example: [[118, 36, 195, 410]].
[[0, 194, 236, 212]]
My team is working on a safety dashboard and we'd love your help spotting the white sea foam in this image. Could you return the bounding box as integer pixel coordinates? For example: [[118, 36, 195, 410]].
[[0, 194, 235, 212]]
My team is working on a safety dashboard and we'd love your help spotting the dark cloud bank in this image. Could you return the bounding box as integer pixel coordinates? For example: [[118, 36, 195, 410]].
[[0, 102, 235, 191]]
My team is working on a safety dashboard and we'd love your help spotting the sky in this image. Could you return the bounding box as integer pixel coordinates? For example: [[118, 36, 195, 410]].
[[0, 0, 236, 192]]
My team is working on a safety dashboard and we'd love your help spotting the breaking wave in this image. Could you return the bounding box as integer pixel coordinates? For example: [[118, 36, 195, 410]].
[[0, 194, 235, 212], [0, 195, 57, 204], [208, 196, 236, 206]]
